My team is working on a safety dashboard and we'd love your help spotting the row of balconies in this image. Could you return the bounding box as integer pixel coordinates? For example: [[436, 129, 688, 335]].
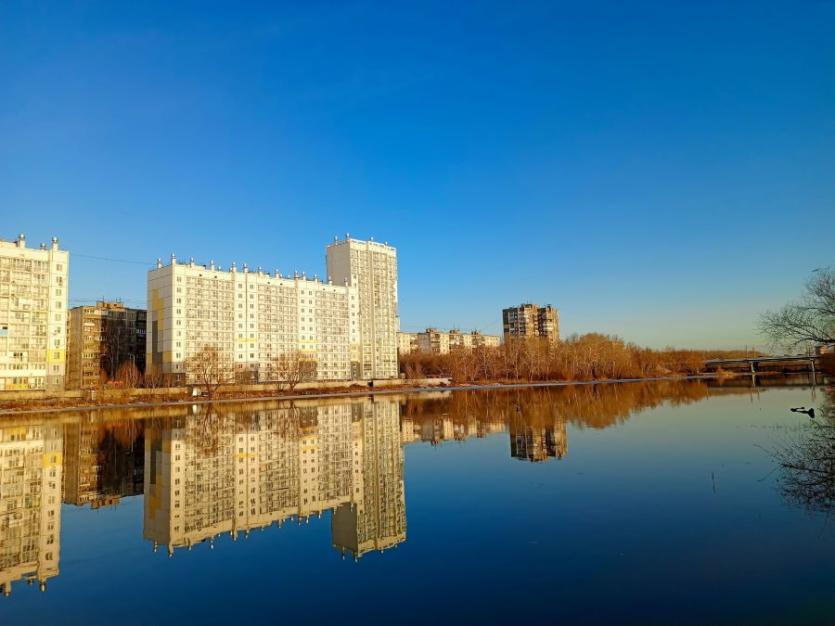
[[0, 284, 51, 296], [0, 257, 50, 271]]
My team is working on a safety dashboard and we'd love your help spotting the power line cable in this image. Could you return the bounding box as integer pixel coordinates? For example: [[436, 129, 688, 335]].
[[71, 253, 154, 266]]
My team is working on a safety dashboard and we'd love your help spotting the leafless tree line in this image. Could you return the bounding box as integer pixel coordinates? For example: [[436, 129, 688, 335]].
[[182, 346, 317, 399], [93, 344, 318, 400], [400, 333, 757, 384]]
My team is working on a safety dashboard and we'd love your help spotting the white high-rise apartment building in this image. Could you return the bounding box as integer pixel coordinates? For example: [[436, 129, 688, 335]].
[[326, 237, 399, 379], [0, 234, 68, 391], [147, 257, 359, 383]]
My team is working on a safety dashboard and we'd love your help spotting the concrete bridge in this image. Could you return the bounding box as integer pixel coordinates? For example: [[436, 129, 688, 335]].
[[704, 354, 821, 375]]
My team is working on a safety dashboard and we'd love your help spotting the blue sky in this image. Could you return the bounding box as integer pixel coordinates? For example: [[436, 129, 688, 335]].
[[1, 1, 833, 349]]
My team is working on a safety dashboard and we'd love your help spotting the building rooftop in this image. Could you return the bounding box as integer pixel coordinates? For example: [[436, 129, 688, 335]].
[[151, 255, 346, 285], [0, 233, 63, 251], [325, 234, 396, 251]]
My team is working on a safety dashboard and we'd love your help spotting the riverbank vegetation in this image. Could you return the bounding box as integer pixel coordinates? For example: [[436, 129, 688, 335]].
[[399, 333, 758, 383]]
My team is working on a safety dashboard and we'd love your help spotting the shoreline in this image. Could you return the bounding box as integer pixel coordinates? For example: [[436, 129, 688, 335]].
[[0, 370, 825, 418], [0, 373, 747, 417]]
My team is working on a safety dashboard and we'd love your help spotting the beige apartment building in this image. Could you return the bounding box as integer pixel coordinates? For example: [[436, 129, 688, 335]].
[[417, 328, 450, 355], [398, 328, 501, 355], [502, 303, 559, 343], [398, 331, 417, 355], [146, 256, 359, 383], [0, 420, 62, 596], [326, 237, 399, 379], [448, 329, 474, 350], [66, 301, 147, 389], [0, 234, 68, 391], [472, 332, 501, 349]]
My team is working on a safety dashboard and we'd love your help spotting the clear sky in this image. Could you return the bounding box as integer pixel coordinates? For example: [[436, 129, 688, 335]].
[[1, 1, 833, 350]]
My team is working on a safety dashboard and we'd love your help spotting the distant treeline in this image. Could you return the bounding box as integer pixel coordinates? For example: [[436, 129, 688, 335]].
[[399, 333, 760, 383]]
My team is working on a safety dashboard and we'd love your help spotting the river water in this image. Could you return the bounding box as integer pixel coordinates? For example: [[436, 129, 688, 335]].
[[1, 378, 833, 624]]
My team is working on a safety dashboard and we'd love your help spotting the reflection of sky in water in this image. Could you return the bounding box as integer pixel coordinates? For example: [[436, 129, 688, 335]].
[[1, 381, 834, 625]]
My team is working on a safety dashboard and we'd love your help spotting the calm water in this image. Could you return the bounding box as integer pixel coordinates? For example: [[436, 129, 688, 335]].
[[1, 379, 834, 624]]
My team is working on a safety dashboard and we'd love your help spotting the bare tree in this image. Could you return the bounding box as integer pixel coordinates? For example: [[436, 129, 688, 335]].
[[143, 364, 165, 389], [271, 350, 317, 393], [184, 345, 233, 399], [760, 267, 835, 350], [115, 360, 142, 388], [101, 313, 129, 380]]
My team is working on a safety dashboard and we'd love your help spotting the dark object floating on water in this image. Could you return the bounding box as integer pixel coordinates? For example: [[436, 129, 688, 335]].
[[791, 407, 816, 418]]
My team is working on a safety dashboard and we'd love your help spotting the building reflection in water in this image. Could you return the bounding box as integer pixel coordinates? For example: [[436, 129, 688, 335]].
[[63, 416, 144, 508], [0, 422, 62, 596], [509, 417, 567, 462], [0, 378, 765, 594], [143, 397, 406, 560]]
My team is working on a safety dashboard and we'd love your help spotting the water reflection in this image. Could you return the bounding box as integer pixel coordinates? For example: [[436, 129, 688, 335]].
[[0, 378, 820, 597], [0, 422, 61, 596], [775, 387, 835, 514], [143, 399, 406, 560], [63, 419, 144, 508]]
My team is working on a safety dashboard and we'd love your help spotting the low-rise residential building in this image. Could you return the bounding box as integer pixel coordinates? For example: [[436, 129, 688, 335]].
[[399, 328, 501, 355], [473, 332, 500, 348], [397, 331, 418, 355], [448, 329, 473, 350], [66, 301, 147, 389], [417, 328, 450, 355], [0, 234, 68, 391], [502, 303, 559, 343]]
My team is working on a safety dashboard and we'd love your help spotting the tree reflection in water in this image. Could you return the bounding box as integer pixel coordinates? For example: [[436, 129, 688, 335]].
[[775, 387, 835, 514]]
